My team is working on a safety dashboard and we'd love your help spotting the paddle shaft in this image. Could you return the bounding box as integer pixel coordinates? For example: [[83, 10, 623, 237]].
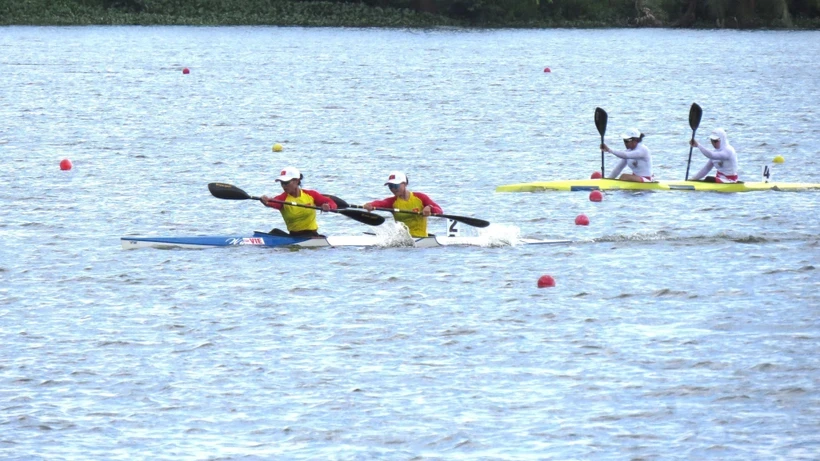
[[264, 199, 385, 226], [207, 183, 384, 226], [685, 131, 698, 180], [347, 204, 490, 228], [213, 191, 326, 212]]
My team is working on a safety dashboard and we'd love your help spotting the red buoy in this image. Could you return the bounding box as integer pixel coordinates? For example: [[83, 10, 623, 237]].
[[182, 67, 190, 74], [543, 67, 551, 73], [590, 171, 602, 179], [60, 159, 72, 171], [589, 190, 603, 202], [575, 214, 589, 226], [537, 275, 556, 288]]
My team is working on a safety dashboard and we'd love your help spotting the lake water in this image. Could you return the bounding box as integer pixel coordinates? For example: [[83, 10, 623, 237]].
[[1, 26, 819, 459]]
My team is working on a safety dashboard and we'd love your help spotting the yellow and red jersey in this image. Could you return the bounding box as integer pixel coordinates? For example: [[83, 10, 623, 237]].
[[368, 192, 442, 237], [267, 189, 336, 232]]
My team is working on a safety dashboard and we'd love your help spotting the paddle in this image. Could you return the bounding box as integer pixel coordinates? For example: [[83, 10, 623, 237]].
[[684, 102, 703, 181], [595, 107, 608, 177], [346, 204, 490, 228], [207, 183, 385, 226], [325, 195, 349, 209]]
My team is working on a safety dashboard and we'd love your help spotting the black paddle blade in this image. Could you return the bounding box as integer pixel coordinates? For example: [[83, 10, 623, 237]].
[[208, 183, 252, 200], [595, 107, 608, 137], [325, 194, 349, 209], [689, 103, 703, 131], [339, 209, 385, 226], [439, 214, 490, 228]]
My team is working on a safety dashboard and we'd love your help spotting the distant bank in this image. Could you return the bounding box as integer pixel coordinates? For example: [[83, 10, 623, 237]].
[[2, 0, 818, 28]]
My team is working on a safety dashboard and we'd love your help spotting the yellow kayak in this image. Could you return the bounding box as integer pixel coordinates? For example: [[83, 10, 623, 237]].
[[495, 179, 820, 193]]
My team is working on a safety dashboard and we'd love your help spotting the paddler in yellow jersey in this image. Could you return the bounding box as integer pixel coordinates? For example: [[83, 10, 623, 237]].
[[260, 166, 336, 237], [363, 171, 443, 238]]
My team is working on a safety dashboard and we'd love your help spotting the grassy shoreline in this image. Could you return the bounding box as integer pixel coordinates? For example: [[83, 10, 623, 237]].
[[2, 0, 818, 28], [1, 3, 448, 27]]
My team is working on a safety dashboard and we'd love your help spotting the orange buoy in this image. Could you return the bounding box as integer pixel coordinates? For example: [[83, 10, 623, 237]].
[[575, 214, 589, 226], [60, 159, 72, 171], [537, 275, 556, 288], [589, 190, 603, 202]]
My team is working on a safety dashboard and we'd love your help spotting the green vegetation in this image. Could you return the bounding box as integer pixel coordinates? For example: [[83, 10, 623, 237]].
[[2, 0, 818, 28]]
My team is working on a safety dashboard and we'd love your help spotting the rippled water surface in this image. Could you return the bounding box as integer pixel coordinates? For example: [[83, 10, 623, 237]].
[[2, 26, 819, 459]]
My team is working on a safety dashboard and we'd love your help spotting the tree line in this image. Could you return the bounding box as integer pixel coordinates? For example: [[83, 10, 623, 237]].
[[2, 0, 818, 27]]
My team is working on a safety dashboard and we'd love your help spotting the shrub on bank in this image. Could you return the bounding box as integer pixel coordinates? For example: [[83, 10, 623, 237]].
[[1, 0, 818, 27]]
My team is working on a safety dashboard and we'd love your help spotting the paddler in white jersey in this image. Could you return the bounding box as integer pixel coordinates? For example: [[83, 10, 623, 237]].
[[600, 128, 654, 182], [689, 128, 740, 183]]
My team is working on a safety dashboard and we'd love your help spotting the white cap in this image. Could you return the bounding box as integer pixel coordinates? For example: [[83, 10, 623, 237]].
[[384, 171, 408, 185], [275, 166, 302, 182], [621, 128, 641, 140], [709, 132, 721, 141]]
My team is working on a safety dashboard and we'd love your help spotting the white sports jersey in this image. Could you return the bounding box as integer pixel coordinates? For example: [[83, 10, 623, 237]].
[[607, 143, 653, 178], [692, 128, 739, 180]]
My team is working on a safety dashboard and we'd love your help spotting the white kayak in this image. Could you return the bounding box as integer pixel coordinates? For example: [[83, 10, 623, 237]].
[[121, 231, 570, 250]]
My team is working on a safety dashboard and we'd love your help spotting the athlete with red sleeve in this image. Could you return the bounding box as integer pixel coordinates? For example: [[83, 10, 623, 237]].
[[363, 171, 442, 238], [259, 166, 337, 237]]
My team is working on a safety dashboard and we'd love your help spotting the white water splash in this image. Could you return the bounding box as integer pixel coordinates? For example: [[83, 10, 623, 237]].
[[371, 221, 415, 247], [476, 223, 523, 247], [443, 222, 523, 247]]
